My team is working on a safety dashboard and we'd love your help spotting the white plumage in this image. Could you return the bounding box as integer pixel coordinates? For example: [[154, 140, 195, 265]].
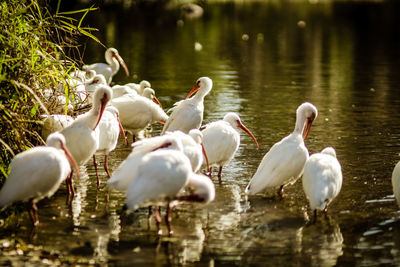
[[93, 106, 127, 184], [245, 102, 318, 197], [61, 85, 112, 194], [161, 77, 212, 134], [302, 147, 342, 215], [165, 129, 207, 173], [392, 161, 400, 207], [201, 112, 258, 181], [111, 93, 168, 142], [108, 130, 206, 191], [0, 132, 79, 226], [83, 48, 129, 84]]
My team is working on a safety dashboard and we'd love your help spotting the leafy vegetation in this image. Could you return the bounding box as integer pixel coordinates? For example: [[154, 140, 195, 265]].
[[0, 0, 99, 185]]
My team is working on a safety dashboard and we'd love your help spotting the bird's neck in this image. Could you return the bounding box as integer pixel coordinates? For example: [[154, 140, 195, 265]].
[[78, 103, 102, 130], [107, 57, 119, 75], [294, 113, 306, 135]]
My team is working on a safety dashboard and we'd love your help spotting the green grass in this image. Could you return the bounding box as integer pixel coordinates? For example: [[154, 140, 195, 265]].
[[0, 0, 100, 185]]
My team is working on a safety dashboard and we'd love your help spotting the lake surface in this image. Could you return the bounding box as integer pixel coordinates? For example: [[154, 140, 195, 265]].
[[2, 0, 400, 265]]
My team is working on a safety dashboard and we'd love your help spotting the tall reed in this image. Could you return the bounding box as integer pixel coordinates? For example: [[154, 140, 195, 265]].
[[0, 0, 100, 185]]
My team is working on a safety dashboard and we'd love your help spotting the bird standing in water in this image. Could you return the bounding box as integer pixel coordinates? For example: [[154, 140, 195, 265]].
[[245, 102, 318, 197]]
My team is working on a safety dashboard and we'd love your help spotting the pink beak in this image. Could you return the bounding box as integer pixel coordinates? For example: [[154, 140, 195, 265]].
[[237, 120, 259, 148], [201, 143, 210, 172], [61, 142, 80, 178], [113, 54, 130, 77], [185, 84, 200, 99], [117, 114, 128, 146]]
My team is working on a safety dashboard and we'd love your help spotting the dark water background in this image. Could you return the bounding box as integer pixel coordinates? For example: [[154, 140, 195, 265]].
[[2, 1, 400, 265]]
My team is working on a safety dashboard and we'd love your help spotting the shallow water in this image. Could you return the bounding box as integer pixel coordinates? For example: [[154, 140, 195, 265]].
[[2, 1, 400, 265]]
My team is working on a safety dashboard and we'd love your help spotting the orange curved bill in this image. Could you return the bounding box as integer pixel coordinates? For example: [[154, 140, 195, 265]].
[[93, 96, 108, 130], [201, 143, 210, 172], [152, 95, 163, 109], [117, 114, 128, 146], [302, 119, 313, 140], [158, 121, 165, 125], [114, 54, 130, 77], [185, 85, 200, 99], [61, 143, 80, 179], [238, 121, 259, 148]]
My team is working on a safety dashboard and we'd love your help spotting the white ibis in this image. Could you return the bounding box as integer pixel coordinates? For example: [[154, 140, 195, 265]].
[[93, 106, 127, 185], [201, 112, 259, 183], [83, 48, 129, 84], [176, 173, 215, 203], [0, 132, 79, 226], [108, 130, 208, 191], [302, 147, 342, 218], [41, 114, 74, 140], [245, 102, 318, 197], [125, 137, 214, 235], [164, 129, 209, 173], [111, 93, 168, 143], [86, 74, 108, 102], [61, 85, 112, 195], [392, 161, 400, 207], [111, 84, 138, 99], [126, 80, 151, 95], [161, 77, 212, 134]]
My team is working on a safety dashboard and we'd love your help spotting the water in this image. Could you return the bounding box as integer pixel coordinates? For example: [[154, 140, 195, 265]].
[[2, 1, 400, 265]]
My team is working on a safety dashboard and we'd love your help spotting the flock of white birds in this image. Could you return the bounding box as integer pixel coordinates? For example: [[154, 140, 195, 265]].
[[2, 47, 400, 234]]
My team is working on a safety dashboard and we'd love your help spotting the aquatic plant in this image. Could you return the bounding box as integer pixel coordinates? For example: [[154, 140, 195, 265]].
[[0, 0, 100, 185]]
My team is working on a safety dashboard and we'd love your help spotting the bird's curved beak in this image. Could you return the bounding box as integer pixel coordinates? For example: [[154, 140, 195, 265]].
[[237, 120, 259, 149], [117, 113, 128, 146], [302, 118, 314, 140], [61, 142, 80, 178], [93, 95, 108, 130], [158, 121, 165, 125], [201, 143, 210, 172], [152, 95, 163, 109], [113, 54, 130, 77], [185, 84, 200, 99]]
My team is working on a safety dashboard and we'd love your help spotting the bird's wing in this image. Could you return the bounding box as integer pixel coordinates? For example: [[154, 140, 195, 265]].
[[0, 148, 65, 207], [161, 102, 201, 134], [126, 151, 190, 210], [246, 136, 308, 194]]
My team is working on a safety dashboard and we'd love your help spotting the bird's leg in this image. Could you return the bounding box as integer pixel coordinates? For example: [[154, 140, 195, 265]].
[[217, 166, 223, 184], [104, 154, 111, 178], [208, 167, 213, 178], [278, 185, 285, 198], [165, 201, 173, 236], [66, 170, 75, 197], [93, 155, 100, 186], [26, 200, 39, 226], [32, 202, 39, 226], [155, 206, 162, 235]]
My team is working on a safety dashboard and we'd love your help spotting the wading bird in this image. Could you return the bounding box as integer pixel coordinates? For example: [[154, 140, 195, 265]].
[[0, 132, 79, 226], [245, 102, 318, 197], [201, 112, 259, 182], [302, 147, 342, 218], [108, 130, 208, 191], [93, 106, 127, 185], [83, 48, 129, 84], [111, 92, 167, 143], [125, 137, 214, 235], [61, 85, 112, 195], [161, 77, 212, 134]]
